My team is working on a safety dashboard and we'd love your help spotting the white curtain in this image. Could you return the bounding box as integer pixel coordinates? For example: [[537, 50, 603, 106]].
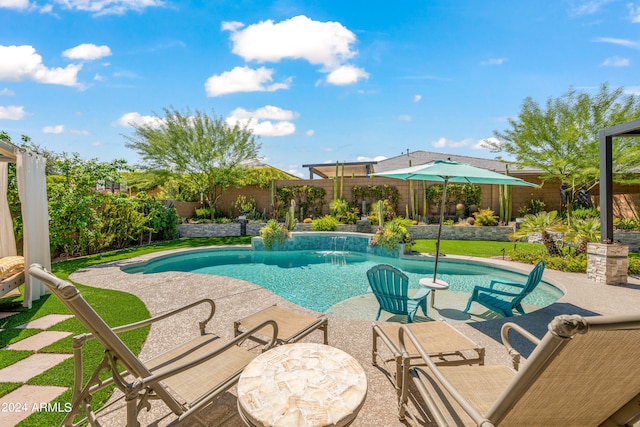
[[17, 152, 51, 308], [0, 162, 17, 258]]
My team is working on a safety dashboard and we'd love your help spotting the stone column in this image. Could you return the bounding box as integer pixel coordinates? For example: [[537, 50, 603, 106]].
[[587, 243, 628, 285]]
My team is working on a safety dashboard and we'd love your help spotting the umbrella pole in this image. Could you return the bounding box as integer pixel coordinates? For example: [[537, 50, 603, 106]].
[[433, 178, 448, 282]]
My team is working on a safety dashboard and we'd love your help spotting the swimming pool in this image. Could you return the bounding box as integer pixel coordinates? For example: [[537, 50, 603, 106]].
[[124, 248, 563, 313]]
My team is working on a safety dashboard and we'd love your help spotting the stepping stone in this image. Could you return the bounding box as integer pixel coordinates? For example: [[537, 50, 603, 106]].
[[0, 311, 18, 320], [16, 314, 73, 330], [0, 385, 68, 425], [6, 331, 72, 351], [0, 353, 72, 383]]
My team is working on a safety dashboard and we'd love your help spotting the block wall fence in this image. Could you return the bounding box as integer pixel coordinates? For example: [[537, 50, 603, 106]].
[[171, 176, 640, 221]]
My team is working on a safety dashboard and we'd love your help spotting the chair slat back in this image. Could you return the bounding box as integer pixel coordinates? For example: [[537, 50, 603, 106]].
[[511, 260, 545, 306], [490, 314, 640, 426], [367, 264, 409, 315]]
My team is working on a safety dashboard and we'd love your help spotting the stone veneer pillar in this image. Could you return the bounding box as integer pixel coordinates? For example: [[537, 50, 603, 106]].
[[587, 243, 628, 285]]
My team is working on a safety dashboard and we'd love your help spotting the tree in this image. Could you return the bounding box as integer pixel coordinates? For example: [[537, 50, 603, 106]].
[[125, 107, 261, 217], [488, 83, 640, 214]]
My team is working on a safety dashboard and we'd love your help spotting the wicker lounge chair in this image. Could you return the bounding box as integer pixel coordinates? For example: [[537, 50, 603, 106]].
[[0, 255, 24, 298], [367, 264, 429, 323], [28, 263, 280, 427], [399, 313, 640, 426], [463, 260, 545, 317]]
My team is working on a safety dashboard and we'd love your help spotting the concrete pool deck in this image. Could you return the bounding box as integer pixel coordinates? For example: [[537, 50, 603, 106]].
[[70, 247, 640, 426]]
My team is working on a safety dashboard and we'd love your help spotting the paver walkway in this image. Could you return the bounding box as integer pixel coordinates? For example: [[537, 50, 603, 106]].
[[0, 313, 74, 426]]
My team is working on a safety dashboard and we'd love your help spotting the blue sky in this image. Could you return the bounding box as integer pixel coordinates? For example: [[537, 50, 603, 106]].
[[1, 0, 639, 177]]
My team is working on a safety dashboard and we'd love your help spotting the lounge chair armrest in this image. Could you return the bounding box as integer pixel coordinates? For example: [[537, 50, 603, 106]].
[[139, 319, 279, 389], [476, 287, 519, 298], [488, 279, 525, 290], [500, 322, 541, 371], [75, 299, 216, 345], [409, 287, 430, 301], [399, 325, 493, 426]]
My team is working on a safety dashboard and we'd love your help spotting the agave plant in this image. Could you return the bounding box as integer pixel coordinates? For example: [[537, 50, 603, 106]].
[[564, 217, 600, 255], [510, 211, 566, 256]]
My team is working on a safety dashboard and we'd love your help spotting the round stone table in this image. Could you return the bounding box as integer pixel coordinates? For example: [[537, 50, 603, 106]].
[[419, 278, 449, 307], [237, 343, 368, 427]]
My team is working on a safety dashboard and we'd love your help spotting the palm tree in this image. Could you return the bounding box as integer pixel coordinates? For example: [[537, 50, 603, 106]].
[[564, 217, 600, 255], [510, 211, 565, 256]]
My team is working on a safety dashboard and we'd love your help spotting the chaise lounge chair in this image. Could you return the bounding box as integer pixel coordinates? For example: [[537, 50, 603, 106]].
[[0, 255, 24, 298], [28, 263, 280, 427], [399, 312, 640, 426], [367, 264, 429, 323], [463, 260, 545, 317]]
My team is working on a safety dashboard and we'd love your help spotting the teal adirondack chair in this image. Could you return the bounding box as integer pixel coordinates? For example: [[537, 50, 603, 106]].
[[463, 260, 545, 317], [366, 264, 429, 323]]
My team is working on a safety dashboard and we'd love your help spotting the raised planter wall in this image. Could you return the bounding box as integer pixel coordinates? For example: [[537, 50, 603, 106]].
[[178, 223, 515, 241]]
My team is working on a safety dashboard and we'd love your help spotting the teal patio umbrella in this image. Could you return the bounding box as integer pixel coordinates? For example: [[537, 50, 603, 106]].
[[372, 160, 537, 283]]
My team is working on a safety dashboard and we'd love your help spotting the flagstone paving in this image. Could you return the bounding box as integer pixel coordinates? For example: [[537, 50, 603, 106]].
[[0, 385, 68, 426], [0, 312, 74, 426]]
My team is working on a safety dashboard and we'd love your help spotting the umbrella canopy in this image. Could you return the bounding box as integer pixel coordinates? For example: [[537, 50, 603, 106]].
[[372, 160, 537, 283]]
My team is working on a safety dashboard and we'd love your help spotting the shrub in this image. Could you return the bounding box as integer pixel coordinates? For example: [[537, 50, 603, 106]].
[[614, 218, 639, 231], [259, 219, 289, 250], [329, 198, 350, 217], [195, 207, 211, 219], [369, 220, 410, 252], [473, 208, 499, 226], [311, 215, 339, 231], [571, 207, 599, 220]]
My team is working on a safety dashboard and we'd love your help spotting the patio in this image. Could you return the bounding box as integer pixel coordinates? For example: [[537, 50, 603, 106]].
[[64, 248, 640, 426]]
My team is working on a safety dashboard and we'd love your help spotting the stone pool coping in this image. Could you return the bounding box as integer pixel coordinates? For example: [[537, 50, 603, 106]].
[[69, 248, 640, 426]]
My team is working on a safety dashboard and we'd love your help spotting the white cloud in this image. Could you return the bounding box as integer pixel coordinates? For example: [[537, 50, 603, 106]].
[[63, 43, 111, 60], [42, 124, 64, 133], [226, 105, 297, 137], [325, 65, 369, 85], [205, 66, 290, 96], [601, 56, 630, 66], [287, 168, 304, 178], [431, 137, 474, 148], [413, 94, 422, 102], [481, 58, 506, 65], [569, 0, 613, 16], [305, 129, 315, 136], [221, 21, 244, 31], [226, 15, 357, 68], [54, 0, 165, 16], [357, 155, 387, 162], [224, 15, 367, 84], [91, 140, 102, 146], [0, 88, 14, 96], [593, 37, 640, 49], [473, 136, 500, 150], [629, 3, 640, 22], [70, 129, 90, 135], [0, 0, 29, 9], [0, 105, 25, 120], [624, 86, 640, 95], [0, 45, 81, 86], [397, 115, 412, 121], [113, 111, 163, 128]]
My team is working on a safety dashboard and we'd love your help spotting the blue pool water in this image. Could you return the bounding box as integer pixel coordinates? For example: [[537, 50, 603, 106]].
[[124, 249, 563, 313]]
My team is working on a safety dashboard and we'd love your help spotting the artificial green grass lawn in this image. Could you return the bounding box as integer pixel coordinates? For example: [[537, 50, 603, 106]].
[[412, 239, 541, 258], [0, 236, 251, 427]]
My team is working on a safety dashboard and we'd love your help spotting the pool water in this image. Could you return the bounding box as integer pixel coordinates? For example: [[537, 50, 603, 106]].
[[124, 249, 563, 313]]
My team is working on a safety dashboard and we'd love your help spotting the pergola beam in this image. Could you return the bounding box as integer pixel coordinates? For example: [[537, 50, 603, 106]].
[[598, 118, 640, 243]]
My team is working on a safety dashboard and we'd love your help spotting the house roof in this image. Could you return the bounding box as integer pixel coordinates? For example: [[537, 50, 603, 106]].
[[374, 150, 541, 176]]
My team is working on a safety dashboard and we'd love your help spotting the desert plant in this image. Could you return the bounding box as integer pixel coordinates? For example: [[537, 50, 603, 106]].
[[564, 217, 601, 255], [259, 219, 289, 249], [369, 219, 410, 252], [285, 200, 296, 231], [473, 208, 499, 226], [311, 215, 339, 231], [510, 211, 565, 256], [529, 199, 546, 214], [234, 195, 257, 216]]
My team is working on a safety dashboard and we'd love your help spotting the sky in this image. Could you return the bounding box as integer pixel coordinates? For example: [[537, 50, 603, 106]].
[[1, 0, 640, 178]]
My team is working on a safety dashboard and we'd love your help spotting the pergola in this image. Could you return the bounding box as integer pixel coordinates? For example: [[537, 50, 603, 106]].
[[599, 118, 640, 243], [0, 139, 51, 307]]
